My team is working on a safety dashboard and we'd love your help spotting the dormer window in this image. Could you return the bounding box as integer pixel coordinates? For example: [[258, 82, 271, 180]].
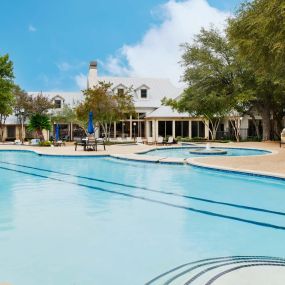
[[141, 89, 147, 99], [117, 88, 124, 96], [54, 99, 62, 109]]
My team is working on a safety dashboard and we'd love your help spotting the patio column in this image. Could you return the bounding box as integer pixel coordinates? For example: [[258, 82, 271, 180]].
[[130, 115, 132, 138], [155, 120, 159, 141], [189, 120, 192, 138], [146, 120, 149, 137], [172, 120, 175, 138], [204, 120, 209, 139], [151, 120, 155, 140], [70, 123, 73, 140], [114, 122, 116, 138]]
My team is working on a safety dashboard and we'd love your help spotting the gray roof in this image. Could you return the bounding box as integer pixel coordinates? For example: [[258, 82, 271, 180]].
[[146, 106, 190, 118]]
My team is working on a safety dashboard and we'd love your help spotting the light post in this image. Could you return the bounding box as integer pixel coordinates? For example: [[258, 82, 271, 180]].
[[133, 122, 137, 140]]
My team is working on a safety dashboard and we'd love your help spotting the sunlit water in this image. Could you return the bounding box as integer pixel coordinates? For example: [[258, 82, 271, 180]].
[[0, 150, 284, 285], [142, 146, 270, 158]]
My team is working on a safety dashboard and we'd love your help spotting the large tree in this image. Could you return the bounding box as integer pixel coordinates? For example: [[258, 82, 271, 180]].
[[0, 54, 15, 141], [228, 0, 285, 80], [164, 28, 246, 141], [76, 81, 135, 140], [228, 0, 285, 139]]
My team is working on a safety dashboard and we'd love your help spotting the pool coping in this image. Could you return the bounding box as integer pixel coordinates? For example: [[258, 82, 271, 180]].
[[0, 146, 284, 181]]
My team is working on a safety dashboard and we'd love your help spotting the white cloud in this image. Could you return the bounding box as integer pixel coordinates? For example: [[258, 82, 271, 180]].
[[57, 62, 72, 72], [28, 24, 37, 32], [74, 73, 87, 89], [103, 0, 229, 86]]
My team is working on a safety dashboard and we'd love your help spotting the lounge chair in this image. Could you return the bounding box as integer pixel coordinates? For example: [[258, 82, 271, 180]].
[[30, 139, 40, 145], [74, 137, 86, 151], [165, 136, 174, 145], [117, 137, 123, 142], [136, 137, 143, 144], [53, 140, 65, 147], [126, 137, 133, 142], [280, 129, 285, 147], [85, 136, 96, 151], [14, 139, 21, 145], [147, 137, 154, 145], [96, 138, 106, 151], [156, 136, 164, 145]]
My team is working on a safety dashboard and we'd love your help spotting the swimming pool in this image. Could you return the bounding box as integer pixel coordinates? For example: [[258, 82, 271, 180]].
[[141, 146, 271, 159], [0, 150, 284, 285]]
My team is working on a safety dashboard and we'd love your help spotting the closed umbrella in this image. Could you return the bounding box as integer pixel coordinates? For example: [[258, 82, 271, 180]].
[[87, 112, 94, 134], [55, 124, 60, 141]]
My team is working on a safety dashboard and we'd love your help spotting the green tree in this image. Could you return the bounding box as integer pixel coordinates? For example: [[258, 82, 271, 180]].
[[28, 114, 51, 141], [164, 28, 246, 141], [228, 0, 285, 80], [228, 0, 285, 139], [31, 92, 54, 114], [51, 104, 87, 136], [76, 81, 135, 140], [0, 54, 15, 141], [14, 86, 33, 140]]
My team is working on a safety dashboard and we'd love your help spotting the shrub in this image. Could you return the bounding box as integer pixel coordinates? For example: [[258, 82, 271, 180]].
[[38, 141, 52, 147]]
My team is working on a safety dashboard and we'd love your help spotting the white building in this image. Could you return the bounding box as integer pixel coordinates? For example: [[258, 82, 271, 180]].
[[1, 61, 258, 141]]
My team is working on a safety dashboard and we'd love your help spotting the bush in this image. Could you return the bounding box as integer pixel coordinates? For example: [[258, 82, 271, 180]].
[[38, 141, 52, 147]]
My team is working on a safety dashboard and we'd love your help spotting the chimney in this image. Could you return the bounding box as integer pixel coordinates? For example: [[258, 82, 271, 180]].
[[87, 60, 98, 89]]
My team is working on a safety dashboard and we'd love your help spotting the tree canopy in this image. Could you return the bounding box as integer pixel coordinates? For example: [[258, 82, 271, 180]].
[[76, 81, 135, 139], [0, 54, 15, 141], [228, 0, 285, 81], [164, 28, 245, 140]]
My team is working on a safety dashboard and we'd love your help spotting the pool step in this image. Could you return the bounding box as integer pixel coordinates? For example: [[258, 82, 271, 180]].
[[145, 256, 285, 285]]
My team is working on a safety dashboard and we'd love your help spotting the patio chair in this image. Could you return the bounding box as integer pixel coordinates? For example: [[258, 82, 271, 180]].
[[30, 139, 40, 145], [146, 137, 154, 145], [53, 140, 65, 147], [165, 136, 174, 145], [74, 137, 86, 151], [85, 136, 96, 151], [126, 137, 133, 142], [280, 129, 285, 147], [14, 139, 21, 145], [156, 136, 164, 145], [96, 138, 106, 151], [136, 137, 143, 144]]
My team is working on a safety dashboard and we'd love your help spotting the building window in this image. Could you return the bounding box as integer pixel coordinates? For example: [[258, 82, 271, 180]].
[[140, 89, 147, 99], [54, 99, 62, 109], [117, 89, 124, 96]]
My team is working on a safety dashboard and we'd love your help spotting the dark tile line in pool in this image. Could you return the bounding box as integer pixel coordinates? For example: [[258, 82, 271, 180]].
[[204, 262, 285, 285], [145, 256, 285, 285], [161, 258, 285, 285], [1, 164, 285, 231], [2, 160, 285, 217]]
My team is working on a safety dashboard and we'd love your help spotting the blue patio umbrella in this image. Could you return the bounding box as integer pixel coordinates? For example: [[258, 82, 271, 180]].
[[87, 111, 94, 134], [55, 124, 60, 141]]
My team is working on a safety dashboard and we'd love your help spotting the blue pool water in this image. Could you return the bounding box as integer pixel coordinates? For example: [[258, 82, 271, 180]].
[[141, 146, 270, 158], [0, 150, 284, 285]]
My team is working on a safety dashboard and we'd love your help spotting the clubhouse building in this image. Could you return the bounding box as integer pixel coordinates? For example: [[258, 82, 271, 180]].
[[2, 61, 260, 142]]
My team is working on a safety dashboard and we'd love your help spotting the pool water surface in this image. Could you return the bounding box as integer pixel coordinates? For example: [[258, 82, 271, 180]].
[[141, 146, 270, 159], [0, 150, 284, 285]]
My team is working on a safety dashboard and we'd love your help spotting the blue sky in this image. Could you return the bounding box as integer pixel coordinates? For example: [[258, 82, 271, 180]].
[[0, 0, 243, 91]]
